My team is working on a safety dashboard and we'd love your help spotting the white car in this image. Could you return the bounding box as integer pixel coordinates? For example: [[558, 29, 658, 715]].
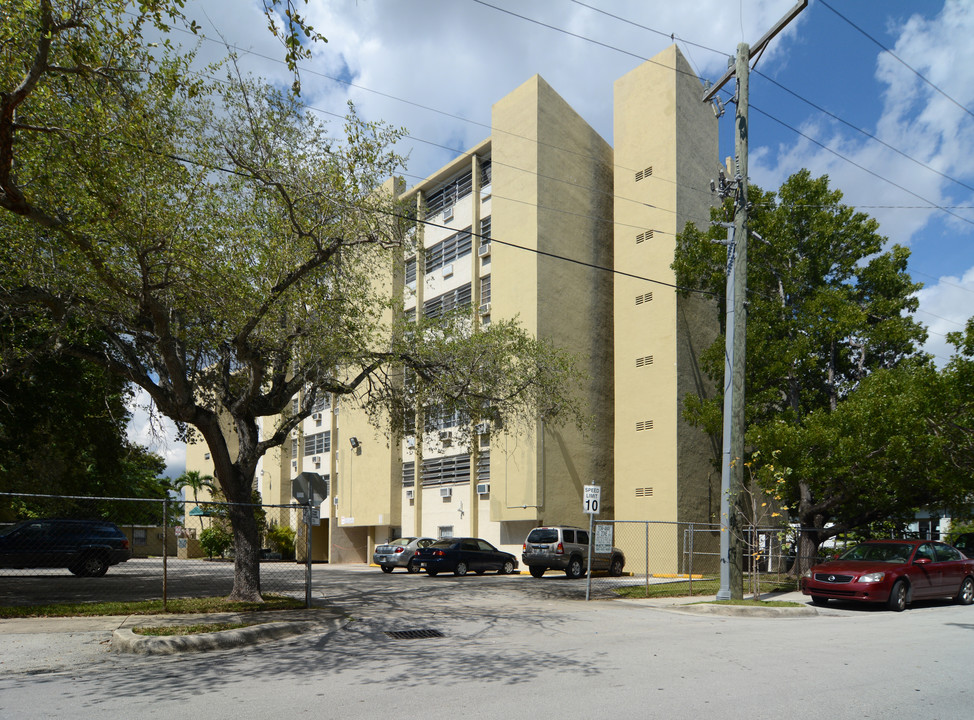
[[373, 537, 436, 573]]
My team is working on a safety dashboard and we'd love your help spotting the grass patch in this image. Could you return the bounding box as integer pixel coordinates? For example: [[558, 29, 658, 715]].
[[0, 594, 304, 619], [613, 577, 798, 600], [132, 622, 256, 637]]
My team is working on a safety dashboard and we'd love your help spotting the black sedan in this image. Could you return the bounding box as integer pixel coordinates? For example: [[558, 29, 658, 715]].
[[414, 537, 518, 576]]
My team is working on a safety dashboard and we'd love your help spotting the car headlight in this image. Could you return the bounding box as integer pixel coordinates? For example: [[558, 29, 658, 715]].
[[801, 569, 811, 579], [859, 571, 885, 583]]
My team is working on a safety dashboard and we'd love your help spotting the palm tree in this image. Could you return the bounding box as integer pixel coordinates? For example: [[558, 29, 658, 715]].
[[174, 470, 215, 532]]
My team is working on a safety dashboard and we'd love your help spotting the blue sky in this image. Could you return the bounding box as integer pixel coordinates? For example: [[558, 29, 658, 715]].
[[133, 0, 974, 473]]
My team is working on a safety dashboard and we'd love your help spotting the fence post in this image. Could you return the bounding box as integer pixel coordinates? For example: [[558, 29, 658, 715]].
[[645, 522, 649, 596], [305, 503, 312, 608], [163, 497, 168, 612], [688, 522, 694, 596]]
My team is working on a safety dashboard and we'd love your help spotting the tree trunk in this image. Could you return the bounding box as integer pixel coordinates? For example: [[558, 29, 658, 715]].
[[226, 497, 262, 602]]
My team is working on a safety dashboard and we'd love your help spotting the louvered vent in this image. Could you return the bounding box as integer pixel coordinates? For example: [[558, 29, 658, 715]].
[[636, 230, 655, 244], [635, 355, 654, 367], [635, 292, 654, 305], [636, 420, 654, 431], [635, 487, 654, 497], [635, 166, 653, 182]]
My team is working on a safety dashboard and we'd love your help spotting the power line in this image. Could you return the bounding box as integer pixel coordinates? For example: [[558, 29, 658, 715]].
[[819, 0, 974, 123]]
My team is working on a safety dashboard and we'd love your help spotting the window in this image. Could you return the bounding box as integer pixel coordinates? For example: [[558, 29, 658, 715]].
[[425, 170, 473, 218], [480, 216, 491, 243], [423, 283, 472, 320], [577, 530, 590, 544], [133, 528, 148, 546], [477, 450, 490, 478], [402, 462, 416, 487], [422, 453, 471, 485], [291, 438, 298, 459], [480, 274, 491, 304], [425, 228, 473, 274], [304, 431, 331, 456], [438, 526, 454, 539], [405, 256, 417, 288], [480, 159, 491, 188], [563, 529, 575, 543], [311, 395, 330, 413]]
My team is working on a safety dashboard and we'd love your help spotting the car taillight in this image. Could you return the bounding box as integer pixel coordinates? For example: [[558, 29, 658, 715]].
[[433, 550, 445, 557], [555, 542, 564, 554], [394, 546, 404, 553], [121, 539, 129, 549], [522, 543, 527, 551]]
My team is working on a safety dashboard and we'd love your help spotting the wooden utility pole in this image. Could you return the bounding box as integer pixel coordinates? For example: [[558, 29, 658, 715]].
[[703, 2, 806, 601]]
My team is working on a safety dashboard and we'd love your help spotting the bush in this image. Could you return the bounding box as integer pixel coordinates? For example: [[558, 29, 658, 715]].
[[265, 524, 296, 559], [199, 526, 233, 558]]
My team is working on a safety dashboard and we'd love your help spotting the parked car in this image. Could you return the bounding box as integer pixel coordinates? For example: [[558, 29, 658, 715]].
[[0, 518, 131, 577], [800, 539, 974, 611], [521, 525, 625, 579], [373, 536, 436, 573], [951, 532, 974, 559], [414, 537, 518, 576]]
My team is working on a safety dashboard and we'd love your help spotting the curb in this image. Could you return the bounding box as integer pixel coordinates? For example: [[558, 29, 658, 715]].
[[662, 603, 818, 617], [112, 615, 347, 655]]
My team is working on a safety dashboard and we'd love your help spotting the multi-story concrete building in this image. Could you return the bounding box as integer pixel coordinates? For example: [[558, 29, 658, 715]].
[[184, 46, 719, 567]]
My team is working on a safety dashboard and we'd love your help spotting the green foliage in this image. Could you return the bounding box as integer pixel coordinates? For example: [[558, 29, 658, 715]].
[[265, 524, 296, 559], [199, 526, 233, 559], [673, 171, 972, 566]]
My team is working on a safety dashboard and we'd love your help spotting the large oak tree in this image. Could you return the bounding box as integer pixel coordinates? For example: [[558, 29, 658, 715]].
[[0, 2, 582, 600]]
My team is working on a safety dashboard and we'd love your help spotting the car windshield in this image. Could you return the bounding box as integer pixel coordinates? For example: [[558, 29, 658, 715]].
[[527, 529, 559, 543], [0, 521, 28, 538], [386, 538, 414, 546], [838, 543, 913, 563], [429, 540, 454, 549]]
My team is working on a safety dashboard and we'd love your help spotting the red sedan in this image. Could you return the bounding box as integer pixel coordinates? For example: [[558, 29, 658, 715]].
[[801, 539, 974, 612]]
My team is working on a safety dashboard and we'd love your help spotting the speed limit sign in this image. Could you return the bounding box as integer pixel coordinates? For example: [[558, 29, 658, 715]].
[[583, 485, 601, 514]]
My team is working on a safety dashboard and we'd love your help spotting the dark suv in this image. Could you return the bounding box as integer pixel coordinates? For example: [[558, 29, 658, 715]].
[[0, 519, 131, 576], [953, 533, 974, 559]]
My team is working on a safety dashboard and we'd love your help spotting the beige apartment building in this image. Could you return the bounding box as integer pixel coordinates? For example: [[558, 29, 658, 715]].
[[184, 46, 719, 568]]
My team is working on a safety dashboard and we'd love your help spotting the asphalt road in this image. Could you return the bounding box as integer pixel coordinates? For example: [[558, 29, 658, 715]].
[[2, 565, 973, 719]]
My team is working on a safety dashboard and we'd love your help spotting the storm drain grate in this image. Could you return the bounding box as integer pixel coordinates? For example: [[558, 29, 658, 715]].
[[384, 629, 444, 640]]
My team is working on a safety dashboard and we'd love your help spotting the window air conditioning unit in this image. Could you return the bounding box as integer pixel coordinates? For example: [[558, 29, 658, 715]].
[[405, 489, 414, 499], [442, 263, 454, 278], [479, 302, 491, 315], [312, 412, 322, 421], [312, 456, 321, 464], [478, 243, 491, 257], [439, 430, 453, 446], [291, 460, 297, 470], [291, 429, 299, 439], [440, 487, 452, 498], [474, 422, 489, 435], [443, 204, 454, 221], [476, 483, 490, 495]]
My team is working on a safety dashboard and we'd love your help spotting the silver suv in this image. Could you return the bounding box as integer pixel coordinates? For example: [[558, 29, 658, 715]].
[[522, 526, 625, 579]]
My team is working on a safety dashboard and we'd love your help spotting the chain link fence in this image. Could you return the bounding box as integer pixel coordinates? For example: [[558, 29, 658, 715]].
[[0, 493, 312, 609], [584, 520, 856, 598]]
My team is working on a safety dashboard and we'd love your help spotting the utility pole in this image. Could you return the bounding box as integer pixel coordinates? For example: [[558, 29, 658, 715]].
[[704, 2, 806, 602]]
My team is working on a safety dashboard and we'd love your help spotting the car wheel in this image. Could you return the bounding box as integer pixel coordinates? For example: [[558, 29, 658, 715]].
[[609, 556, 624, 577], [73, 554, 109, 578], [426, 569, 438, 577], [406, 559, 420, 574], [454, 561, 469, 577], [529, 566, 546, 578], [887, 580, 908, 612], [381, 565, 394, 573], [565, 557, 584, 579], [500, 560, 515, 575], [810, 596, 828, 607], [955, 576, 974, 605]]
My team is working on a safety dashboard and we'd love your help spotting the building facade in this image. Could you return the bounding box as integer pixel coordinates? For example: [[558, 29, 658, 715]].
[[184, 46, 719, 567]]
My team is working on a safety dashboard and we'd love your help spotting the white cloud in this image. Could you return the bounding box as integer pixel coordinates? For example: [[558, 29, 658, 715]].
[[126, 388, 185, 479], [915, 267, 974, 364]]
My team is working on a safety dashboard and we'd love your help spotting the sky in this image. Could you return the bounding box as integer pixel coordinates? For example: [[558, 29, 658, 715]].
[[129, 0, 974, 475]]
